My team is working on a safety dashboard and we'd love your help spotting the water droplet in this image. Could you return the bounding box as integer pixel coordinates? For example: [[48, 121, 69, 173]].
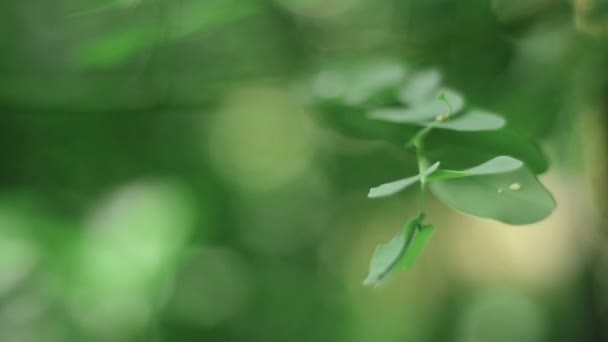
[[436, 114, 449, 122], [509, 183, 521, 191], [498, 188, 503, 193]]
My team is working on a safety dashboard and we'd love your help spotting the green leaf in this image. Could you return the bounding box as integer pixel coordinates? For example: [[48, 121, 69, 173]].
[[368, 162, 440, 198], [310, 104, 420, 144], [306, 63, 547, 175], [342, 61, 406, 106], [306, 60, 420, 144], [438, 89, 465, 114], [425, 126, 549, 174], [363, 215, 428, 286], [369, 89, 465, 124], [432, 110, 505, 131], [426, 156, 523, 182], [370, 108, 504, 132], [430, 166, 556, 225], [398, 69, 441, 104], [74, 0, 259, 68], [310, 60, 406, 106], [75, 27, 158, 68], [369, 102, 449, 123]]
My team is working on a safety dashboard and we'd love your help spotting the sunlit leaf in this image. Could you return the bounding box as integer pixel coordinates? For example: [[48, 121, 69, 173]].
[[368, 162, 440, 198], [430, 166, 556, 225]]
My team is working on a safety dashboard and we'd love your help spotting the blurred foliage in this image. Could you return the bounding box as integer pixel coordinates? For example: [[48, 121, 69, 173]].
[[1, 0, 607, 341]]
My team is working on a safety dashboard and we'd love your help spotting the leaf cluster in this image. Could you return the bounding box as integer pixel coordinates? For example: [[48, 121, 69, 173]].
[[305, 60, 556, 286]]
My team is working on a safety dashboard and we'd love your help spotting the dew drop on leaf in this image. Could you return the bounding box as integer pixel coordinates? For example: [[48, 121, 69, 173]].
[[436, 114, 449, 122]]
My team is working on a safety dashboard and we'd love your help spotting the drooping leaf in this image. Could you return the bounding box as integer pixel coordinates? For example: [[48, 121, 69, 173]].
[[398, 224, 436, 268], [362, 230, 410, 286], [430, 166, 556, 225], [363, 215, 427, 286], [426, 156, 523, 182], [368, 162, 440, 198]]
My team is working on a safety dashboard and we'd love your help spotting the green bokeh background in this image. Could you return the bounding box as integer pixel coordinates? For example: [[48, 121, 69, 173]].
[[1, 0, 608, 341]]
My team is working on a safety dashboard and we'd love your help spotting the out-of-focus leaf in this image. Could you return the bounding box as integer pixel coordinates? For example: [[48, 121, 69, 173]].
[[369, 89, 465, 124], [368, 162, 440, 198], [307, 60, 419, 144], [311, 104, 420, 144], [369, 101, 449, 123], [398, 69, 441, 104], [169, 1, 259, 40], [75, 0, 259, 68], [76, 27, 157, 68], [426, 156, 523, 181], [341, 61, 406, 106], [310, 60, 406, 108], [440, 89, 466, 114], [430, 166, 556, 225]]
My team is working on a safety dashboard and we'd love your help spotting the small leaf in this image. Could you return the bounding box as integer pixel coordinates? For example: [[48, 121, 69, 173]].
[[432, 110, 505, 131], [369, 89, 464, 124], [343, 61, 406, 106], [363, 215, 425, 286], [438, 89, 465, 114], [370, 108, 503, 132], [426, 156, 523, 182], [368, 162, 440, 198], [398, 69, 442, 104], [369, 101, 448, 123], [430, 166, 556, 225]]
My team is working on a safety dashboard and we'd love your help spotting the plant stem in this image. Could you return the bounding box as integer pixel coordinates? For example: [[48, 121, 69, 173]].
[[413, 138, 428, 215], [407, 89, 454, 216]]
